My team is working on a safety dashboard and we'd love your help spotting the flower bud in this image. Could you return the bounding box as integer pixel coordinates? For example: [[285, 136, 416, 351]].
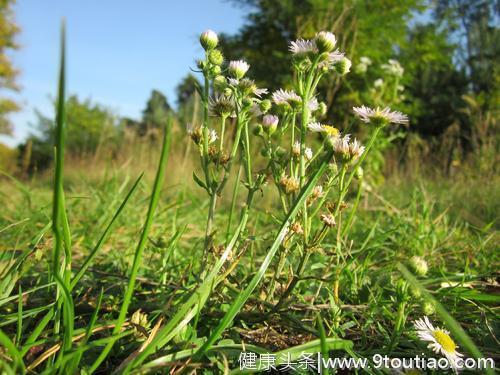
[[335, 57, 352, 75], [354, 166, 364, 179], [197, 59, 206, 70], [422, 301, 435, 315], [260, 147, 270, 157], [262, 114, 279, 136], [200, 29, 218, 50], [229, 60, 250, 79], [208, 49, 224, 66], [242, 97, 253, 110], [209, 65, 221, 76], [259, 99, 272, 114], [315, 31, 336, 52], [315, 102, 327, 117], [409, 256, 428, 276], [213, 75, 227, 91]]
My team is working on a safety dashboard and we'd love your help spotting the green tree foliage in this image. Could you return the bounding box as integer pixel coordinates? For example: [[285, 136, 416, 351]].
[[19, 95, 118, 172], [0, 0, 20, 134], [223, 0, 423, 94], [400, 23, 469, 136], [176, 73, 201, 126], [141, 89, 170, 135]]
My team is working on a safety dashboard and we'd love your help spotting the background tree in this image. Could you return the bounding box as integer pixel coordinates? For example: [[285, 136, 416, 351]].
[[176, 73, 201, 127], [20, 95, 119, 173], [141, 89, 171, 135], [0, 0, 21, 134]]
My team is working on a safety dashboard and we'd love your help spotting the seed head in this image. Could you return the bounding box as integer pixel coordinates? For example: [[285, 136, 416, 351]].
[[280, 175, 299, 194], [320, 213, 336, 227]]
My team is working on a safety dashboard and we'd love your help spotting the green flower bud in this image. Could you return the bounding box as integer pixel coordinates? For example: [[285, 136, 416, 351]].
[[409, 256, 428, 277], [260, 147, 270, 157], [213, 75, 227, 91], [335, 57, 352, 76], [209, 65, 221, 76], [328, 162, 338, 175], [200, 29, 218, 50], [197, 60, 206, 70], [315, 31, 336, 53], [208, 49, 224, 66], [315, 102, 327, 117], [422, 301, 435, 315], [354, 166, 364, 179], [259, 99, 272, 114]]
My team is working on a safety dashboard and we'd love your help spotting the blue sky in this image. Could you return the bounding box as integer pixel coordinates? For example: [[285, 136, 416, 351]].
[[0, 0, 246, 146]]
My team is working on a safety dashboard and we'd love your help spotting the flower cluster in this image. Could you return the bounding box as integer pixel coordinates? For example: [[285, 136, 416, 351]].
[[288, 31, 350, 75]]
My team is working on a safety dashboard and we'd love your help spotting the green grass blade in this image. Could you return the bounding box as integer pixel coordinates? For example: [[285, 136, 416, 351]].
[[71, 173, 144, 289], [195, 150, 334, 358], [397, 263, 493, 375], [51, 19, 67, 282], [88, 118, 172, 373], [0, 328, 26, 373], [125, 218, 247, 372]]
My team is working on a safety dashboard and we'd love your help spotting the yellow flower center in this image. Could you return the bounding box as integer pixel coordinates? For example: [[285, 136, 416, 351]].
[[324, 125, 339, 137], [432, 329, 456, 353]]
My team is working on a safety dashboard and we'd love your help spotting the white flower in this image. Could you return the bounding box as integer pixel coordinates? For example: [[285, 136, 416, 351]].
[[308, 121, 324, 132], [272, 89, 301, 106], [360, 56, 372, 65], [229, 60, 250, 79], [208, 129, 218, 144], [353, 106, 409, 126], [304, 147, 313, 160], [413, 316, 463, 370], [318, 50, 345, 69], [382, 59, 404, 77], [307, 122, 340, 138], [186, 122, 195, 135], [254, 87, 268, 98], [308, 97, 319, 111], [348, 138, 365, 161], [289, 38, 317, 55], [200, 29, 218, 50], [374, 78, 384, 88], [332, 134, 351, 156], [315, 31, 336, 52]]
